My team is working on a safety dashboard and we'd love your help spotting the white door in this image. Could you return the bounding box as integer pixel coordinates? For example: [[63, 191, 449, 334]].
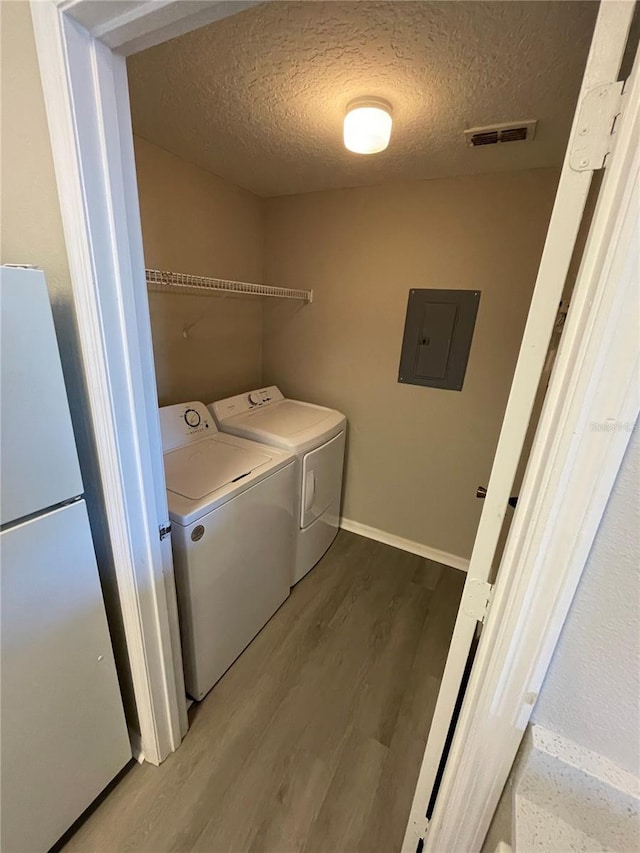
[[402, 4, 637, 849]]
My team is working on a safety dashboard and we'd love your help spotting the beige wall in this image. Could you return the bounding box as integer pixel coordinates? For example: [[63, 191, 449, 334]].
[[263, 170, 559, 559], [133, 136, 264, 406], [1, 1, 137, 726]]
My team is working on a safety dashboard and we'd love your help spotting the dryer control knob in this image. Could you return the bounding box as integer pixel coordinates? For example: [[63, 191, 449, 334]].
[[248, 393, 261, 406], [184, 408, 201, 428]]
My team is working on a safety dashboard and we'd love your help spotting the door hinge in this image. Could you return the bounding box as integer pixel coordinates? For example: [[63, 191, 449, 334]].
[[569, 81, 625, 172], [462, 578, 494, 622], [159, 522, 172, 541], [419, 818, 431, 850]]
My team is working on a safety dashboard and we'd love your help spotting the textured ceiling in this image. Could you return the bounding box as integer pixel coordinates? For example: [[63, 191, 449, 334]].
[[127, 1, 598, 198]]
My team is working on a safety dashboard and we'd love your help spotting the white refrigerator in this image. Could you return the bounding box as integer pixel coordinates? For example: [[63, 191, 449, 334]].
[[0, 266, 131, 852]]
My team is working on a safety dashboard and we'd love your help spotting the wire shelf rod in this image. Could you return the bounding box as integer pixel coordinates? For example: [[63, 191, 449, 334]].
[[145, 269, 313, 303]]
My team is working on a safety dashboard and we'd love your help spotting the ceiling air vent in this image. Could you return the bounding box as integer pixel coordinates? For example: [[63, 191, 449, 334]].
[[465, 120, 537, 148]]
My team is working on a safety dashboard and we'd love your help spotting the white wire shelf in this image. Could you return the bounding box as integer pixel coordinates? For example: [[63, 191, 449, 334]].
[[145, 269, 313, 303]]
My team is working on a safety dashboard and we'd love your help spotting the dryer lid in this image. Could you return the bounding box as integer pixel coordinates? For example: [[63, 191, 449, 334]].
[[164, 438, 271, 500], [241, 401, 333, 436]]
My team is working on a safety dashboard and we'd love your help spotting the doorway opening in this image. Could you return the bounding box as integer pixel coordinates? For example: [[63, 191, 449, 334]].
[[74, 0, 595, 847]]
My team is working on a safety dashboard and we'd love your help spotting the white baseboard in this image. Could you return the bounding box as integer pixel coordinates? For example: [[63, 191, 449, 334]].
[[339, 517, 470, 573]]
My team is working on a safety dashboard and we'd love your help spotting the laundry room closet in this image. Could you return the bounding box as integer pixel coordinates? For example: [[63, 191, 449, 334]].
[[129, 0, 600, 564], [59, 2, 604, 851]]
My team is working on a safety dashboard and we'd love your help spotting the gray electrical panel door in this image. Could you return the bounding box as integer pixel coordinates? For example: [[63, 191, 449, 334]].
[[398, 289, 480, 391]]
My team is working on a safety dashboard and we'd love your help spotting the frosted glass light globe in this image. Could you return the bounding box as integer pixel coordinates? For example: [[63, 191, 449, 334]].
[[344, 98, 393, 154]]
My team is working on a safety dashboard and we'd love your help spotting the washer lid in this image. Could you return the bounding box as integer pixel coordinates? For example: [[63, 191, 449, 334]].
[[164, 437, 272, 500], [241, 401, 334, 436]]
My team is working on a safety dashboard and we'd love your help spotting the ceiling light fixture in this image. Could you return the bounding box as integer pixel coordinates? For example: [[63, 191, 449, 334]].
[[343, 97, 393, 154]]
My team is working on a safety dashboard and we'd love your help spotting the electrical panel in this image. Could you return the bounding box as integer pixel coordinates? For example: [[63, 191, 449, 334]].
[[398, 289, 480, 391]]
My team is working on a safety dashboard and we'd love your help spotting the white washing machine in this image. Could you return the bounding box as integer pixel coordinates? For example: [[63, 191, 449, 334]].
[[160, 401, 296, 701], [209, 387, 346, 586]]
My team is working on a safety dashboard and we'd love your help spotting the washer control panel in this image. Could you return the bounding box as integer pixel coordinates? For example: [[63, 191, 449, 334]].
[[159, 401, 215, 452], [212, 386, 285, 422]]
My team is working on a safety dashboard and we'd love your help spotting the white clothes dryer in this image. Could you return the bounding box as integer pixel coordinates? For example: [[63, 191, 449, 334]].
[[160, 401, 296, 700], [209, 387, 346, 586]]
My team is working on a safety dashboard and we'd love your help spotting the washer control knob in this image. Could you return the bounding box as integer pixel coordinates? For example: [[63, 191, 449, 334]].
[[184, 408, 201, 428], [248, 393, 261, 406]]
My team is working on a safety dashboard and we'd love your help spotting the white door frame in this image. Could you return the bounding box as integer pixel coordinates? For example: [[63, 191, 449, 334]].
[[30, 0, 638, 843]]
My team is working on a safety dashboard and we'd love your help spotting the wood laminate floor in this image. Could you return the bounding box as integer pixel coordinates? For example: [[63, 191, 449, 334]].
[[63, 531, 465, 853]]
